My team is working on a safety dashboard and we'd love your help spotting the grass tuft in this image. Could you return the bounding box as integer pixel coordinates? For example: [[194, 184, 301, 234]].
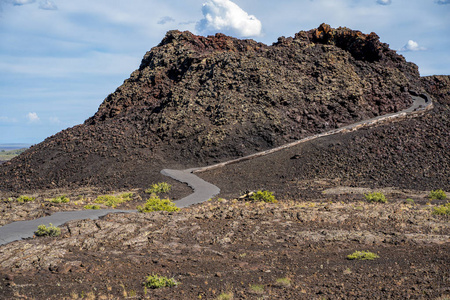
[[275, 277, 291, 287], [249, 190, 277, 203], [94, 193, 134, 208], [432, 203, 450, 216], [35, 223, 61, 237], [347, 250, 379, 260], [143, 274, 178, 289], [137, 196, 180, 213], [16, 195, 35, 203], [47, 195, 70, 204], [364, 192, 387, 203], [145, 182, 172, 194], [84, 204, 101, 210], [429, 189, 447, 200]]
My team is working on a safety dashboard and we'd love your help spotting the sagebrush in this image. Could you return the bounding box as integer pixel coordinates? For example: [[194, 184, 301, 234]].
[[143, 274, 178, 289], [95, 193, 134, 208], [137, 196, 180, 213], [347, 250, 379, 260], [364, 192, 387, 203], [145, 182, 172, 194], [249, 190, 277, 203], [429, 189, 447, 200], [35, 223, 61, 237]]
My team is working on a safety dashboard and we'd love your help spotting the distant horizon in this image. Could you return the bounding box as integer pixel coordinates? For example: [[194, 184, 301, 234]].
[[0, 143, 33, 150]]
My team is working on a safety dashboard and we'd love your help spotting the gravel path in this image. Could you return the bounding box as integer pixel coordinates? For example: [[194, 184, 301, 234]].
[[0, 92, 432, 246]]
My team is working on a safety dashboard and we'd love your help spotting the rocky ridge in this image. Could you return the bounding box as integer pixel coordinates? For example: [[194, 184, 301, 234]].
[[0, 24, 423, 192]]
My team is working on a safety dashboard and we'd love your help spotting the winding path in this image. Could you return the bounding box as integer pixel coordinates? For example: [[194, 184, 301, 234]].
[[0, 92, 432, 246], [162, 92, 433, 206]]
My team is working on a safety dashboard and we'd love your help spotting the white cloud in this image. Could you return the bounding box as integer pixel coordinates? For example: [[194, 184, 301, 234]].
[[10, 0, 35, 5], [39, 0, 57, 10], [49, 116, 62, 124], [26, 112, 40, 122], [0, 116, 18, 123], [400, 40, 427, 52], [197, 0, 262, 37], [377, 0, 392, 5], [157, 16, 175, 25]]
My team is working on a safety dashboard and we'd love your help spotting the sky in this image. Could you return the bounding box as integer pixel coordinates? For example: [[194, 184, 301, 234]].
[[0, 0, 449, 145]]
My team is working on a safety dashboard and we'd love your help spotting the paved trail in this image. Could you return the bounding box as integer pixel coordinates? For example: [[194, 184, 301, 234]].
[[0, 92, 432, 245]]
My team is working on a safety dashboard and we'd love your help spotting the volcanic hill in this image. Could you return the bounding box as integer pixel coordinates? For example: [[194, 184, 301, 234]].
[[0, 24, 426, 192]]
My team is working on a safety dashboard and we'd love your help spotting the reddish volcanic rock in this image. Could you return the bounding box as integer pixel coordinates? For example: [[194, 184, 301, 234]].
[[0, 24, 425, 192]]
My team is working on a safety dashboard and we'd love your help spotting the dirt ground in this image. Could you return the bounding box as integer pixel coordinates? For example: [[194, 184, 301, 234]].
[[0, 193, 449, 299]]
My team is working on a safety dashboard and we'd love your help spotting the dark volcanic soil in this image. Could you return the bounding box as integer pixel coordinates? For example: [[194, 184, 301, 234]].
[[0, 197, 449, 299], [198, 76, 450, 201], [0, 24, 423, 192]]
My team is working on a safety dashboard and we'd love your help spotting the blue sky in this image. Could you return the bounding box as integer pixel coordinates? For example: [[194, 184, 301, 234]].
[[0, 0, 449, 144]]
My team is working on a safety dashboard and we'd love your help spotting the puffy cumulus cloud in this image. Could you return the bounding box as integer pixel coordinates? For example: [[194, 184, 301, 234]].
[[39, 0, 57, 10], [157, 16, 175, 25], [197, 0, 262, 37], [376, 0, 392, 5], [400, 40, 427, 52], [26, 112, 40, 122], [10, 0, 35, 5], [436, 0, 450, 4]]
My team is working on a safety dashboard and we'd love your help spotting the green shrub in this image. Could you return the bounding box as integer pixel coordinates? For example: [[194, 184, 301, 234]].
[[347, 250, 379, 260], [48, 195, 70, 204], [35, 223, 61, 237], [432, 203, 450, 216], [364, 192, 387, 203], [137, 196, 180, 213], [145, 182, 172, 194], [405, 198, 415, 205], [250, 284, 264, 293], [216, 293, 233, 300], [429, 189, 447, 200], [17, 195, 35, 203], [84, 204, 101, 210], [120, 192, 134, 201], [95, 193, 134, 208], [275, 277, 291, 287], [249, 190, 277, 203], [143, 274, 178, 289]]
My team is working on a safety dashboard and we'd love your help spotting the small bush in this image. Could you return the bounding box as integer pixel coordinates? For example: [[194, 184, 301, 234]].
[[143, 274, 178, 289], [364, 192, 387, 203], [145, 182, 172, 194], [275, 277, 291, 287], [137, 196, 180, 213], [48, 195, 70, 204], [405, 198, 415, 205], [250, 284, 264, 293], [95, 193, 134, 208], [84, 204, 101, 210], [249, 190, 277, 203], [347, 250, 379, 260], [216, 292, 233, 300], [35, 223, 61, 237], [432, 203, 450, 216], [17, 195, 35, 203], [120, 192, 134, 201], [429, 189, 447, 200]]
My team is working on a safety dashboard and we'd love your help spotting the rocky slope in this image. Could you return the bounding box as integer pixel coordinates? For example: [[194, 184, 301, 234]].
[[200, 75, 450, 200], [0, 24, 423, 192]]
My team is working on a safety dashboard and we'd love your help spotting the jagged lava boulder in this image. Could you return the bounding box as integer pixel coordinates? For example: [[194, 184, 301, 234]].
[[0, 24, 424, 191]]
